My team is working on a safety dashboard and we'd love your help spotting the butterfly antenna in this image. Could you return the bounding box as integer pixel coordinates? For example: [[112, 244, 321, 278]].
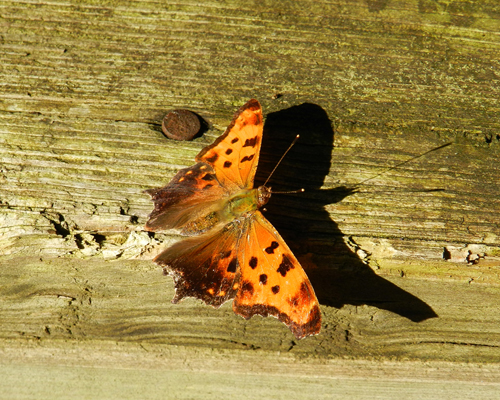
[[263, 134, 300, 187], [271, 188, 305, 194], [356, 142, 453, 187]]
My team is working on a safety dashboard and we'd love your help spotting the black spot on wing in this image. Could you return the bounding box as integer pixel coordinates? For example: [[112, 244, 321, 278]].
[[277, 254, 295, 277], [227, 257, 238, 273], [223, 161, 232, 168], [259, 274, 268, 285], [249, 256, 258, 269], [271, 285, 280, 294], [206, 153, 218, 163], [265, 241, 279, 254], [243, 136, 259, 148], [225, 148, 233, 155], [240, 154, 255, 163], [202, 175, 215, 182], [241, 281, 254, 295], [231, 137, 239, 144]]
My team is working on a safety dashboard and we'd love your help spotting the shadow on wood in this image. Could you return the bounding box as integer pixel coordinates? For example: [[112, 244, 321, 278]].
[[256, 102, 438, 323]]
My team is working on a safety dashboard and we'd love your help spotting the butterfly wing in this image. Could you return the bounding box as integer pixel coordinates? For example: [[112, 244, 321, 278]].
[[145, 162, 228, 233], [233, 212, 321, 339], [153, 211, 321, 339], [153, 222, 242, 307], [145, 99, 263, 234], [196, 99, 263, 192]]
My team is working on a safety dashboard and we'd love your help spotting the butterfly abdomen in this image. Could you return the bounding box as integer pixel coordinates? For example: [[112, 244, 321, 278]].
[[181, 211, 220, 235]]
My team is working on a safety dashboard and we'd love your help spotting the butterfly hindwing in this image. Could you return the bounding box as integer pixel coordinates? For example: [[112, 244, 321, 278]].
[[153, 222, 242, 307], [232, 212, 321, 339], [196, 99, 263, 192]]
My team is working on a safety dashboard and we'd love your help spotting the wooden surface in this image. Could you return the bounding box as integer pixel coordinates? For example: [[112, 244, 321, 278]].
[[1, 0, 500, 398]]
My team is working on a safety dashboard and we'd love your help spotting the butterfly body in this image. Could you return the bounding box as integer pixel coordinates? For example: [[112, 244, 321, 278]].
[[223, 186, 271, 219], [146, 99, 321, 339]]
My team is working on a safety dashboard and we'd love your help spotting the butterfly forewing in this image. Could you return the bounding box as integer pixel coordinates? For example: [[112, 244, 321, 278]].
[[145, 162, 228, 233], [196, 99, 263, 192]]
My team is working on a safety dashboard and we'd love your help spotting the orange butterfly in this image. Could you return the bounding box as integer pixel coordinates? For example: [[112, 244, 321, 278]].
[[145, 99, 321, 339]]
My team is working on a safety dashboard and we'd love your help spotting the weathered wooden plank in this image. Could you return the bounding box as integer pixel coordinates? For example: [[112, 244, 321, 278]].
[[1, 340, 500, 400], [1, 0, 500, 396], [1, 257, 499, 362]]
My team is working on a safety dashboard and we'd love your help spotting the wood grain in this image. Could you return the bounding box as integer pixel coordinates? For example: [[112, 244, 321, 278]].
[[1, 0, 500, 397]]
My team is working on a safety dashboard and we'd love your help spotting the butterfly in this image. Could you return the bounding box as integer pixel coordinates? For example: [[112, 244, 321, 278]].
[[145, 99, 321, 339]]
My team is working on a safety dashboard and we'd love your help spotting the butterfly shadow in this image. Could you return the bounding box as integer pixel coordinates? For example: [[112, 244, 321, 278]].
[[255, 102, 438, 323]]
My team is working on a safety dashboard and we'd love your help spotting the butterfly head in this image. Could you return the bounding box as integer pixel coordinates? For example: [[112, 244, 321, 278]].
[[256, 185, 272, 209]]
